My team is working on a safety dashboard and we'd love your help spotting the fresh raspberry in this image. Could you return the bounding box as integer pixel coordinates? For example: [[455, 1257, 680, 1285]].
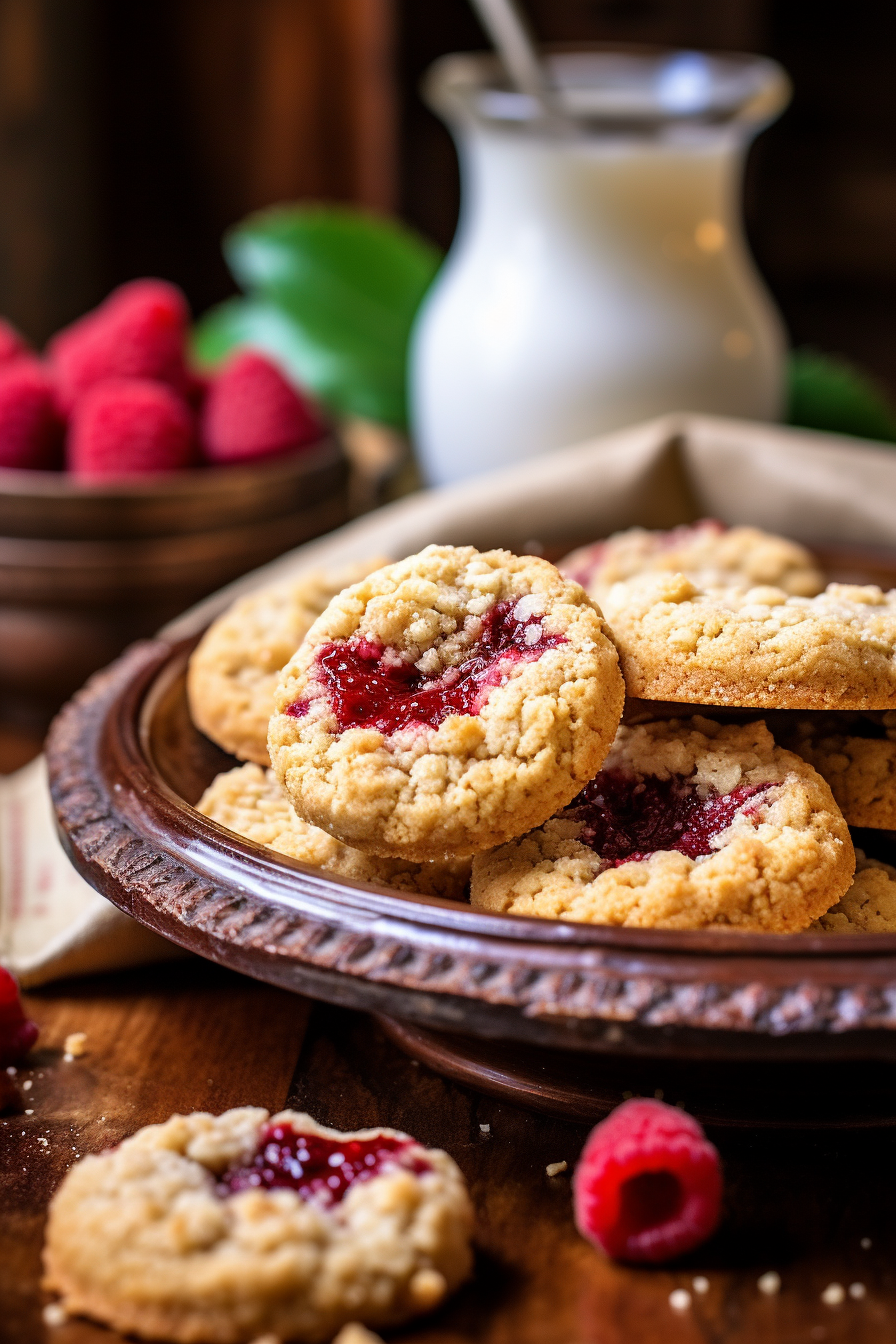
[[67, 378, 195, 478], [0, 317, 29, 366], [199, 350, 324, 465], [0, 357, 64, 470], [573, 1099, 722, 1263], [48, 279, 190, 411], [0, 965, 38, 1066]]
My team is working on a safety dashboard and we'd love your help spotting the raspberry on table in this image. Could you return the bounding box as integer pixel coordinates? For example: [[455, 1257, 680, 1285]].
[[200, 349, 324, 464], [573, 1098, 722, 1263], [48, 278, 191, 411], [0, 357, 64, 470], [67, 377, 195, 477], [0, 965, 38, 1066]]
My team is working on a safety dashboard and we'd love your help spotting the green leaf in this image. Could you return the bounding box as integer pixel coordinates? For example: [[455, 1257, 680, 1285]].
[[191, 295, 409, 426], [788, 349, 896, 444], [219, 205, 443, 427]]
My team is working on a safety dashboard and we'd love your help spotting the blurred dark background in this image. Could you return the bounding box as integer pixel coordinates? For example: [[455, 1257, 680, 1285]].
[[0, 0, 892, 390]]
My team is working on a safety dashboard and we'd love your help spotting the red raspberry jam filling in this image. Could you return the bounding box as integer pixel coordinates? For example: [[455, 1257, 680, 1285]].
[[566, 768, 769, 865], [220, 1122, 431, 1206], [287, 596, 566, 734]]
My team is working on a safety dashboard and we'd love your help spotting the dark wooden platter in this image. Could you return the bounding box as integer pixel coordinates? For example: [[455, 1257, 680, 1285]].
[[44, 543, 896, 1126]]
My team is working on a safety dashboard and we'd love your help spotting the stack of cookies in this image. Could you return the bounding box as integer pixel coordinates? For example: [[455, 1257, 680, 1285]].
[[187, 528, 896, 934]]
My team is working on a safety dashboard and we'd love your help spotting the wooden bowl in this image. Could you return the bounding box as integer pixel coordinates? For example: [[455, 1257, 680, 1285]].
[[45, 541, 896, 1127], [0, 440, 348, 719]]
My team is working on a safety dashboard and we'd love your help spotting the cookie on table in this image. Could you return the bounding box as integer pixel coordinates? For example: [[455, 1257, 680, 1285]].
[[198, 763, 470, 900], [560, 521, 824, 606], [187, 559, 388, 766], [776, 712, 896, 830], [811, 851, 896, 933], [470, 718, 854, 932], [269, 544, 625, 861], [602, 575, 896, 710], [42, 1107, 473, 1344]]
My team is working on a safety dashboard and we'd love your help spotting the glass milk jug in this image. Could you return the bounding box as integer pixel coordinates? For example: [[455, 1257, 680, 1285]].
[[410, 50, 791, 486]]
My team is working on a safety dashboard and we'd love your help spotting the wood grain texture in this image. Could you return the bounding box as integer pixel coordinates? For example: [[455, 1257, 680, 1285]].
[[0, 961, 310, 1344]]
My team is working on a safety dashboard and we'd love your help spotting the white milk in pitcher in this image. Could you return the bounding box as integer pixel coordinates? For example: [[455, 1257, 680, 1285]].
[[411, 50, 790, 485]]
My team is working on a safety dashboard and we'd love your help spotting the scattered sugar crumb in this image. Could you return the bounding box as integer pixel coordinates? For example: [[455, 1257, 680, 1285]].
[[22, 1079, 32, 1091], [758, 1271, 781, 1295], [331, 1325, 385, 1344], [479, 1123, 490, 1135], [37, 1137, 48, 1147], [5, 1066, 15, 1077], [861, 1237, 872, 1249], [692, 1276, 710, 1295], [42, 1302, 67, 1327], [546, 1161, 568, 1177], [849, 1282, 867, 1300], [62, 1054, 74, 1063], [821, 1283, 845, 1306], [669, 1289, 691, 1311], [63, 1031, 87, 1058], [24, 1109, 33, 1116]]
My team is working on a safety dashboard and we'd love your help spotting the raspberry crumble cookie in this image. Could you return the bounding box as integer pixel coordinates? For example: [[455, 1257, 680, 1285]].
[[268, 545, 625, 860], [776, 712, 896, 830], [43, 1108, 473, 1344], [560, 521, 823, 606], [470, 718, 854, 931], [188, 559, 387, 766], [602, 575, 896, 710], [811, 851, 896, 933], [198, 763, 471, 899]]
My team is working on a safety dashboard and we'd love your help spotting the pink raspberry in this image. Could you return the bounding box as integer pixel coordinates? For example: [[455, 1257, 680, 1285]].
[[0, 357, 64, 470], [0, 966, 38, 1066], [48, 278, 190, 411], [200, 350, 324, 465], [67, 378, 195, 478], [573, 1098, 722, 1263], [0, 317, 29, 366]]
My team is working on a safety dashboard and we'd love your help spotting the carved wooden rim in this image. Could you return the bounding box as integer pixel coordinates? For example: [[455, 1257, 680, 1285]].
[[46, 638, 896, 1050]]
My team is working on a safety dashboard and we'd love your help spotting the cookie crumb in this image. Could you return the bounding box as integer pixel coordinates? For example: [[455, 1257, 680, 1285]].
[[849, 1282, 867, 1300], [758, 1270, 781, 1295], [546, 1161, 568, 1177], [63, 1032, 87, 1058], [669, 1289, 691, 1311], [22, 1079, 32, 1091], [409, 1268, 447, 1309], [860, 1237, 872, 1249], [332, 1326, 385, 1344], [821, 1283, 845, 1306], [42, 1302, 67, 1327], [692, 1276, 710, 1294], [24, 1108, 33, 1115], [479, 1123, 490, 1135]]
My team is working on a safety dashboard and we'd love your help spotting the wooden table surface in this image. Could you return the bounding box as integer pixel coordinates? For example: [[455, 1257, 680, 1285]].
[[2, 957, 896, 1344]]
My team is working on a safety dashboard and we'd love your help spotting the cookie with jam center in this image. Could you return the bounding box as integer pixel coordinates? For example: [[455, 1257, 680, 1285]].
[[268, 544, 625, 861], [471, 717, 854, 932], [42, 1108, 473, 1344]]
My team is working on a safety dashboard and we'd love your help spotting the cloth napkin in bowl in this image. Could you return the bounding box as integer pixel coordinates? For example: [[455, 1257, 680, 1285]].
[[8, 411, 896, 985]]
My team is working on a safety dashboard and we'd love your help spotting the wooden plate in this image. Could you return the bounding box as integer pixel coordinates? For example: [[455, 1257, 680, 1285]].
[[44, 543, 896, 1125]]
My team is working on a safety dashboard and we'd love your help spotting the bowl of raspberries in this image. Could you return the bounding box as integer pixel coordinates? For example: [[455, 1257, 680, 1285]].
[[0, 278, 348, 723]]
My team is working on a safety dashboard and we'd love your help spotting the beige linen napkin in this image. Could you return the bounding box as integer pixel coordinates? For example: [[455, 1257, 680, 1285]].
[[6, 412, 896, 984], [0, 757, 184, 987]]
